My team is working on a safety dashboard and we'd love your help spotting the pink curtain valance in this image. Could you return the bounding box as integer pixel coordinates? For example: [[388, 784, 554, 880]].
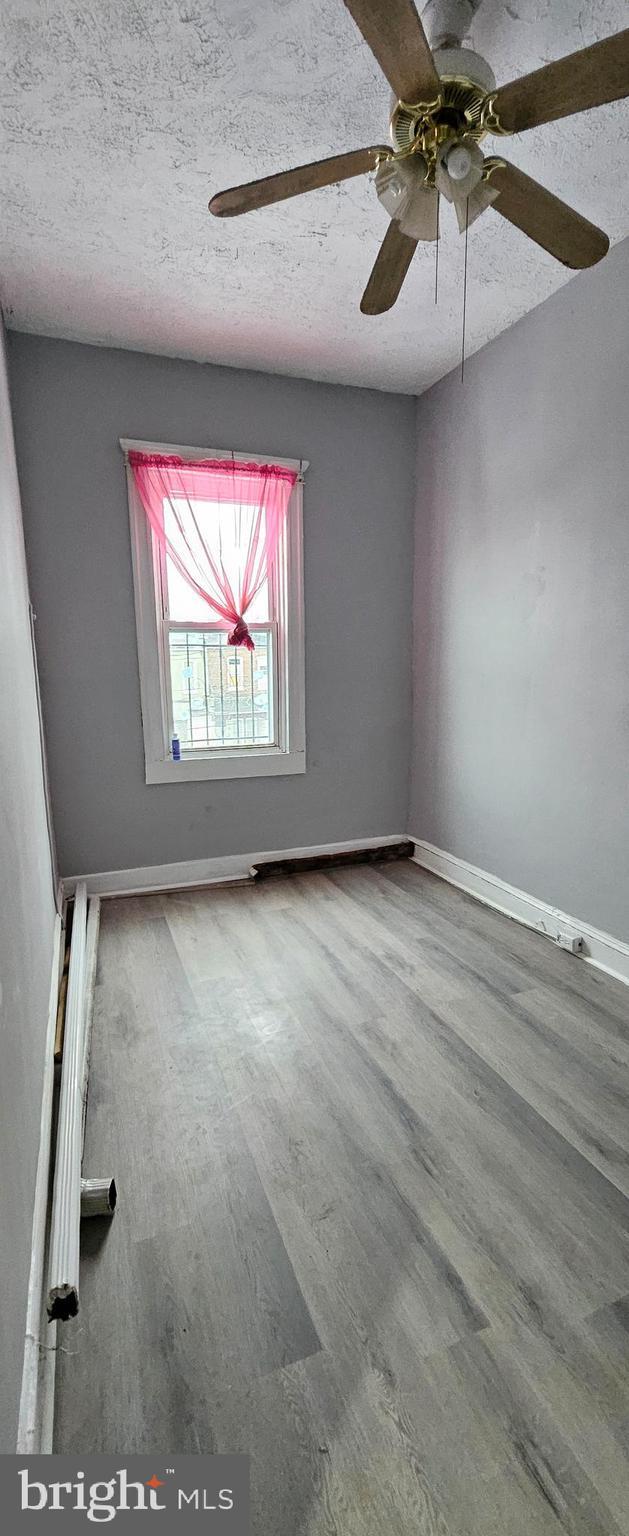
[[128, 450, 298, 649]]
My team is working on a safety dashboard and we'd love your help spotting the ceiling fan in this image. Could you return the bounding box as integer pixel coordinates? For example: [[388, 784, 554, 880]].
[[209, 0, 629, 315]]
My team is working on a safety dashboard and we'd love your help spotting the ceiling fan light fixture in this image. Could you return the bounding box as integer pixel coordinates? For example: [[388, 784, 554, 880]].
[[454, 177, 500, 231], [432, 45, 496, 95], [210, 2, 622, 314], [375, 153, 438, 242], [375, 153, 429, 222], [436, 136, 484, 203], [398, 184, 439, 242]]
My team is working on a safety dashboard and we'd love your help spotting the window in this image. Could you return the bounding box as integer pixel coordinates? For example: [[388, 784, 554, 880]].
[[124, 439, 306, 783]]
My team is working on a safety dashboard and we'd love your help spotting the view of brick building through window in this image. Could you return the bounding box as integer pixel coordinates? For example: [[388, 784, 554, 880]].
[[169, 628, 274, 749], [164, 504, 276, 752]]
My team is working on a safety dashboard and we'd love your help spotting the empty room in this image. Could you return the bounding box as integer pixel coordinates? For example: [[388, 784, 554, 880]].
[[2, 0, 629, 1530]]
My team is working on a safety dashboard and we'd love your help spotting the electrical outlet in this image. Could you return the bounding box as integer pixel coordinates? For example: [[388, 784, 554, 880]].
[[555, 931, 584, 955]]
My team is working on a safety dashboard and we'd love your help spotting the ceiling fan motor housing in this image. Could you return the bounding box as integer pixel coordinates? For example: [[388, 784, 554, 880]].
[[389, 46, 496, 159], [421, 0, 485, 52]]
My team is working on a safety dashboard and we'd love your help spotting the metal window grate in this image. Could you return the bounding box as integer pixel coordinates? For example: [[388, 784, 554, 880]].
[[169, 629, 275, 750]]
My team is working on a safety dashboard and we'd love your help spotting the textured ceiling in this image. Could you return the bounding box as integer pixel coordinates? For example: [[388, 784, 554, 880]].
[[1, 0, 628, 394]]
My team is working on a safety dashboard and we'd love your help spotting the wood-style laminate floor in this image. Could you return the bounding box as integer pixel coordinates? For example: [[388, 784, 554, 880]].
[[55, 861, 629, 1534]]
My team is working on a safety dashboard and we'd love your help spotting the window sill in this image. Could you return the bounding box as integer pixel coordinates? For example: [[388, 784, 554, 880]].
[[145, 747, 306, 784]]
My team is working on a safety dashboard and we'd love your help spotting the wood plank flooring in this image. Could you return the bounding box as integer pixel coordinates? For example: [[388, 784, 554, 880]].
[[54, 861, 629, 1534]]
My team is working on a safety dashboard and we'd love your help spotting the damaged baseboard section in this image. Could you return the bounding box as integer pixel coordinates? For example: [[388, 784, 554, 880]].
[[252, 841, 412, 880], [61, 835, 411, 900]]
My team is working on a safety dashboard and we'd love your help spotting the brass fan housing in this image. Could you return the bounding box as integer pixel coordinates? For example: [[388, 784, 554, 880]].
[[390, 75, 489, 153], [389, 47, 499, 180]]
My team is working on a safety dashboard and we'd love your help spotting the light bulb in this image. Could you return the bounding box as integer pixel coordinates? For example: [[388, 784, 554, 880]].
[[446, 143, 473, 182]]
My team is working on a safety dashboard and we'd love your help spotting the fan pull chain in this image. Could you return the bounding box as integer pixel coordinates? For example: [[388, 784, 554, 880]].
[[434, 193, 440, 305], [461, 196, 469, 382]]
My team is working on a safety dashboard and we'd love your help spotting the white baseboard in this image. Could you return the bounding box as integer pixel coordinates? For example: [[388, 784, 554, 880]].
[[62, 835, 409, 900], [17, 910, 64, 1453], [63, 834, 629, 986], [410, 837, 629, 988]]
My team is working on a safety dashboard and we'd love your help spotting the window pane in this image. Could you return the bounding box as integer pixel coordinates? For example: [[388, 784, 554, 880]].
[[169, 629, 275, 750], [164, 498, 270, 623]]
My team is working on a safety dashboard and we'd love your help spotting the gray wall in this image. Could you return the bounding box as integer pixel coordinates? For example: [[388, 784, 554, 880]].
[[0, 320, 56, 1449], [9, 335, 415, 878], [411, 236, 629, 941]]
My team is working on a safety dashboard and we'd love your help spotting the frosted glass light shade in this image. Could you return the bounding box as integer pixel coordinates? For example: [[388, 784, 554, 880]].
[[399, 184, 439, 241], [376, 155, 428, 215], [375, 156, 437, 242], [453, 178, 499, 232]]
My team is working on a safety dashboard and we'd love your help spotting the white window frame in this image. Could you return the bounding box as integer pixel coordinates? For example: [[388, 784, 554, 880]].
[[122, 437, 307, 784]]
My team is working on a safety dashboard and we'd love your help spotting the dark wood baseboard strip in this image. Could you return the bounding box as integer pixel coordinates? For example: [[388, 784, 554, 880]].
[[251, 841, 413, 881]]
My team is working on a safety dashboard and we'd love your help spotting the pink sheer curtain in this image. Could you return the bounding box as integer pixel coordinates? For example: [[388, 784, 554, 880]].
[[129, 451, 297, 649]]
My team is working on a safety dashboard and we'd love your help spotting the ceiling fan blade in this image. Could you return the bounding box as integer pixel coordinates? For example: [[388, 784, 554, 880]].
[[491, 28, 629, 133], [209, 146, 387, 217], [360, 220, 418, 314], [489, 161, 609, 269], [342, 0, 440, 102]]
